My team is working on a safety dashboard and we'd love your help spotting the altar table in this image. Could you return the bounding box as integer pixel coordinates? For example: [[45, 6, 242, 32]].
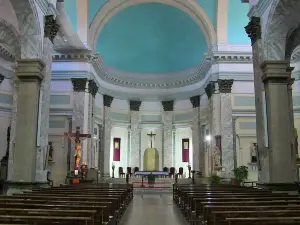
[[135, 171, 168, 176]]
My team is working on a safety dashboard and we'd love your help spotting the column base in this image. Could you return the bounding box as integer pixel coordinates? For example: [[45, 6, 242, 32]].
[[257, 182, 299, 192], [0, 180, 50, 195]]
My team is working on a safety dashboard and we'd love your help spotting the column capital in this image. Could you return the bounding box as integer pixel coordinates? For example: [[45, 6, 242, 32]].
[[71, 78, 87, 92], [88, 79, 98, 97], [162, 100, 174, 111], [260, 60, 294, 83], [245, 16, 261, 46], [16, 59, 45, 82], [190, 95, 200, 108], [103, 95, 113, 107], [205, 81, 216, 99], [44, 15, 60, 43], [218, 79, 234, 93], [130, 100, 142, 111]]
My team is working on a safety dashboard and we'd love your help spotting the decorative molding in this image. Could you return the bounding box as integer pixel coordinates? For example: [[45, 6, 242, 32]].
[[88, 80, 98, 97], [71, 78, 87, 92], [36, 0, 49, 14], [205, 81, 216, 99], [205, 51, 253, 63], [190, 96, 200, 108], [129, 100, 142, 111], [245, 17, 261, 46], [44, 15, 60, 43], [162, 100, 174, 111], [103, 95, 113, 107], [218, 79, 234, 93]]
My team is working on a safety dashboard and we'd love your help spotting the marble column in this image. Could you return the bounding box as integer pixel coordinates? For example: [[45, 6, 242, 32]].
[[205, 81, 221, 174], [36, 15, 59, 176], [103, 95, 113, 177], [129, 100, 142, 168], [162, 101, 174, 168], [218, 79, 234, 178], [190, 95, 202, 172], [260, 61, 296, 183], [245, 17, 270, 182], [10, 59, 45, 182]]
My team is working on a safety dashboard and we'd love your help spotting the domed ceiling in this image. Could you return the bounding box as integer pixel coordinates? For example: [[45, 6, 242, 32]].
[[96, 3, 208, 74]]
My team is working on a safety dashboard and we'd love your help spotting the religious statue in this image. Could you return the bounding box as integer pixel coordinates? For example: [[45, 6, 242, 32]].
[[251, 143, 257, 163], [147, 131, 156, 148], [64, 126, 91, 170], [81, 161, 88, 179], [213, 147, 221, 168], [48, 142, 54, 161]]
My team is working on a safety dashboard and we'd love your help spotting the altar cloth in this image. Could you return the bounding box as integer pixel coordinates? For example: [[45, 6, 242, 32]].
[[135, 171, 168, 176]]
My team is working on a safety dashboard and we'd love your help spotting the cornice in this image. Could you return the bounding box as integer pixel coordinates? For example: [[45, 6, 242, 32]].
[[206, 51, 253, 64], [247, 0, 272, 17], [35, 0, 49, 15]]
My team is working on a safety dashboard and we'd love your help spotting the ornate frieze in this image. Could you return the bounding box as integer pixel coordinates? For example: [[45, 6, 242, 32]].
[[162, 100, 174, 111], [44, 15, 60, 43], [88, 80, 98, 97], [218, 79, 234, 93], [71, 78, 87, 92], [205, 81, 216, 99], [103, 95, 113, 107], [130, 100, 142, 111], [245, 17, 261, 46], [190, 95, 200, 108]]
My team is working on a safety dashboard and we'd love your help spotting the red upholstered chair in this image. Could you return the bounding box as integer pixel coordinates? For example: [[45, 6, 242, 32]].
[[178, 167, 183, 178], [119, 167, 125, 178], [127, 167, 133, 177], [169, 167, 175, 178], [134, 167, 139, 177]]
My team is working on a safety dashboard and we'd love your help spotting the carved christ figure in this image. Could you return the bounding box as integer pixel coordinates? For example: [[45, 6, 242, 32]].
[[65, 126, 91, 170]]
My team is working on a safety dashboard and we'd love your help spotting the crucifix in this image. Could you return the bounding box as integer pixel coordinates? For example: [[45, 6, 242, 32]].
[[64, 126, 91, 170], [147, 131, 156, 148]]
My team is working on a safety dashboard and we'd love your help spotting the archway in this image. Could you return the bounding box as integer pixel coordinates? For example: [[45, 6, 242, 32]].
[[143, 148, 159, 171]]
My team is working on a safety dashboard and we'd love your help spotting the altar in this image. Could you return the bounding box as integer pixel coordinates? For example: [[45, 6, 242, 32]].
[[135, 171, 168, 176]]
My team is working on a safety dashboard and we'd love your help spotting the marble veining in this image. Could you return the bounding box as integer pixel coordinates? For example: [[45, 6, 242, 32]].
[[192, 107, 201, 171], [103, 106, 112, 176], [130, 111, 140, 168], [163, 111, 173, 168]]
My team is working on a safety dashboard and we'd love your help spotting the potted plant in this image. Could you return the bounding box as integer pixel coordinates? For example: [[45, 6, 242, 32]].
[[209, 174, 221, 184], [232, 166, 248, 185], [148, 173, 155, 187]]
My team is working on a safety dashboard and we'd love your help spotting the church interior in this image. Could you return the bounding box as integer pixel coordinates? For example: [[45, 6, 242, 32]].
[[1, 0, 300, 224]]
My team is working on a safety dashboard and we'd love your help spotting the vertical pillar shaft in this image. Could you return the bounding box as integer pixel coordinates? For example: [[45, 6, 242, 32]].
[[103, 95, 113, 177], [10, 59, 45, 182], [218, 79, 234, 177], [129, 100, 141, 168], [261, 61, 296, 183], [162, 101, 174, 168], [190, 96, 201, 171]]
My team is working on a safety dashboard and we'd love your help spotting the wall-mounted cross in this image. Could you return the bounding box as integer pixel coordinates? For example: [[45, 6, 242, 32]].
[[147, 131, 156, 148]]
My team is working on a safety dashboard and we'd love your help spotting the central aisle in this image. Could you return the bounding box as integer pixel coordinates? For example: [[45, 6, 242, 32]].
[[120, 194, 189, 225]]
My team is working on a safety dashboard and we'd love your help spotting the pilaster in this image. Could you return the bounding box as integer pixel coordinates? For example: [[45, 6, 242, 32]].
[[103, 95, 113, 177], [190, 95, 202, 172], [218, 79, 234, 178], [162, 100, 174, 168], [129, 100, 141, 168], [260, 61, 296, 183], [10, 59, 45, 182]]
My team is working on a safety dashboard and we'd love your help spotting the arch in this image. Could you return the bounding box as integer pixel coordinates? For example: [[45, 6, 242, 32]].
[[263, 0, 300, 60], [285, 26, 300, 61], [89, 0, 217, 51], [9, 0, 42, 58]]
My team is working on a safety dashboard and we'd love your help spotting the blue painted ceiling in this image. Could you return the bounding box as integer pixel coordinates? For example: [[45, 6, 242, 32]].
[[96, 3, 208, 74]]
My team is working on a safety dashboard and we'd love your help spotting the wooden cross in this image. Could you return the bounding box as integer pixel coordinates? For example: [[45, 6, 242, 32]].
[[147, 131, 156, 148]]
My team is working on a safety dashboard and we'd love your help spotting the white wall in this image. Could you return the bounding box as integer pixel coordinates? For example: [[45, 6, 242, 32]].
[[174, 127, 193, 177], [140, 128, 163, 170], [110, 126, 129, 177]]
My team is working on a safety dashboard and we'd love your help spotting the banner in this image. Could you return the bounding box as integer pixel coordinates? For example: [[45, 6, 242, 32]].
[[182, 138, 189, 162], [113, 138, 121, 161]]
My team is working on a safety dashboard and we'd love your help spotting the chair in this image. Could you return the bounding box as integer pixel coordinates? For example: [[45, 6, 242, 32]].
[[163, 167, 168, 178], [119, 167, 125, 178], [178, 167, 183, 178], [127, 167, 133, 177], [169, 167, 175, 178], [134, 167, 139, 177]]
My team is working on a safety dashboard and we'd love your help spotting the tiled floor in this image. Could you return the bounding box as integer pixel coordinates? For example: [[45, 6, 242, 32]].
[[120, 194, 189, 225]]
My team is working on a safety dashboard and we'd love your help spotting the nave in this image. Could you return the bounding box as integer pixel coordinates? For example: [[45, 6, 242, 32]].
[[119, 194, 188, 225]]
